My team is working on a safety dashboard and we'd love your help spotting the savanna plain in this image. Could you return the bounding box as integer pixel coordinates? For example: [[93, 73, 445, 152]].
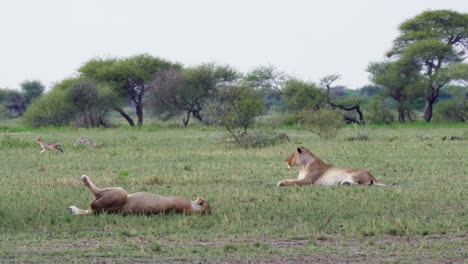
[[0, 124, 467, 263]]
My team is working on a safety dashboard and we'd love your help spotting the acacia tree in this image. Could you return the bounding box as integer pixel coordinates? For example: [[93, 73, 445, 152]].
[[147, 63, 238, 126], [244, 65, 287, 110], [3, 80, 45, 117], [79, 54, 177, 126], [281, 79, 325, 111], [320, 74, 365, 123], [21, 80, 45, 103], [5, 92, 28, 116], [367, 60, 423, 123], [67, 81, 116, 127], [212, 85, 265, 145], [387, 10, 468, 122]]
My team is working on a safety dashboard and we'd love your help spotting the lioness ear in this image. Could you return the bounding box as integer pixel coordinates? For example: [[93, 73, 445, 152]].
[[297, 147, 302, 153], [196, 196, 204, 205]]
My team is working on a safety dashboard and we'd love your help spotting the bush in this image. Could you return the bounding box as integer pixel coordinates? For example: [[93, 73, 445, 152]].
[[68, 81, 115, 127], [434, 99, 468, 122], [363, 95, 395, 124], [280, 112, 300, 126], [299, 108, 344, 139], [22, 90, 75, 127], [219, 130, 287, 148]]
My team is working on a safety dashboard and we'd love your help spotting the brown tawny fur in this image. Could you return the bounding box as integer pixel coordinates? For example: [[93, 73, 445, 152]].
[[277, 146, 388, 187], [68, 175, 212, 216], [36, 137, 63, 153]]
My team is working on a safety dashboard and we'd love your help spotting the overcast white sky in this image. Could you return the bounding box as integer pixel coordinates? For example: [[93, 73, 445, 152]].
[[0, 0, 467, 91]]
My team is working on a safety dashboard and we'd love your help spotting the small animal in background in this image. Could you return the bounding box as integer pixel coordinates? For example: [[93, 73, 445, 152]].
[[36, 137, 63, 153], [68, 175, 212, 216], [73, 137, 97, 146]]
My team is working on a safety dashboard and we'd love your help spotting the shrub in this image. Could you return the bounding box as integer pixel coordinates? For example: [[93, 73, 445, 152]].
[[280, 112, 300, 126], [22, 90, 75, 127], [434, 99, 468, 122], [282, 79, 325, 111], [363, 95, 395, 124], [219, 130, 287, 148], [299, 108, 344, 139]]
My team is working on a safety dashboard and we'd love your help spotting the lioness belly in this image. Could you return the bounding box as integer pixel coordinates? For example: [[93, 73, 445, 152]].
[[314, 167, 354, 186], [121, 193, 191, 214]]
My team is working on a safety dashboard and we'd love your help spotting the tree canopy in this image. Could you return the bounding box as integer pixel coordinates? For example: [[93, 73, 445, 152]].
[[79, 54, 178, 126], [147, 63, 238, 126], [387, 9, 468, 122]]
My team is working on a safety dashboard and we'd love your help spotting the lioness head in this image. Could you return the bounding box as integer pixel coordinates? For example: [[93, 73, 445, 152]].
[[195, 196, 212, 215], [286, 147, 311, 167]]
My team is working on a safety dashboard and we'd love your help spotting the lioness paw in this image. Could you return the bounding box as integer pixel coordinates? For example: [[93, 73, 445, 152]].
[[277, 180, 287, 187], [68, 206, 79, 215], [81, 175, 89, 184]]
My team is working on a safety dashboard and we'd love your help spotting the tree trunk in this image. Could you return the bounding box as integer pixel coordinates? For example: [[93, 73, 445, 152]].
[[192, 110, 203, 122], [397, 102, 406, 123], [355, 106, 364, 124], [114, 107, 135, 126], [182, 111, 190, 127], [398, 111, 406, 123], [423, 99, 434, 122], [136, 103, 143, 126]]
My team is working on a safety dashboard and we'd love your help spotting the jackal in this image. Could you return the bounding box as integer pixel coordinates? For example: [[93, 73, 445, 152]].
[[36, 137, 63, 153]]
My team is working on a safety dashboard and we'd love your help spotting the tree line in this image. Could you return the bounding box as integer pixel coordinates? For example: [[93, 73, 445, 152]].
[[1, 10, 467, 128]]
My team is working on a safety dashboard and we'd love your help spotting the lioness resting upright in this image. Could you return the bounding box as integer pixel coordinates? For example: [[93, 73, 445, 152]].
[[68, 175, 212, 215], [277, 147, 388, 187]]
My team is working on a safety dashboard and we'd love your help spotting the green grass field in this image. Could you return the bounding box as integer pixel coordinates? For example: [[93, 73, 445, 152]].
[[0, 125, 467, 263]]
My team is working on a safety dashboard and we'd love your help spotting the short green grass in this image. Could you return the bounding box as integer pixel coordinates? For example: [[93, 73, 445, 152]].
[[0, 125, 467, 263]]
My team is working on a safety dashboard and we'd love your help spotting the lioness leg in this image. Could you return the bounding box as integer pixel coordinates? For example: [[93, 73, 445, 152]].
[[89, 187, 128, 214], [81, 175, 103, 198], [353, 171, 377, 185], [68, 206, 91, 215], [277, 178, 313, 187]]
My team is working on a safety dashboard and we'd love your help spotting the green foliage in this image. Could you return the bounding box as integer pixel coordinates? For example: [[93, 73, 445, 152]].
[[434, 99, 468, 122], [282, 79, 325, 111], [394, 10, 468, 48], [367, 60, 423, 122], [147, 63, 238, 126], [21, 78, 117, 128], [387, 9, 468, 122], [67, 81, 116, 127], [0, 89, 20, 119], [0, 82, 45, 118], [22, 89, 75, 127], [448, 63, 468, 86], [244, 65, 286, 110], [280, 111, 301, 126], [363, 94, 395, 124], [299, 108, 344, 139], [20, 80, 45, 102], [79, 54, 179, 126], [212, 85, 265, 136]]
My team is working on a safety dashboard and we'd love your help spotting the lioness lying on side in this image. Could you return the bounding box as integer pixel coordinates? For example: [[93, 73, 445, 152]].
[[277, 147, 389, 187], [68, 175, 212, 215]]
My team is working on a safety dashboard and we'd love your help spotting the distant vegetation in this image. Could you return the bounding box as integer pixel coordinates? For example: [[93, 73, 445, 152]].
[[1, 10, 467, 130]]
